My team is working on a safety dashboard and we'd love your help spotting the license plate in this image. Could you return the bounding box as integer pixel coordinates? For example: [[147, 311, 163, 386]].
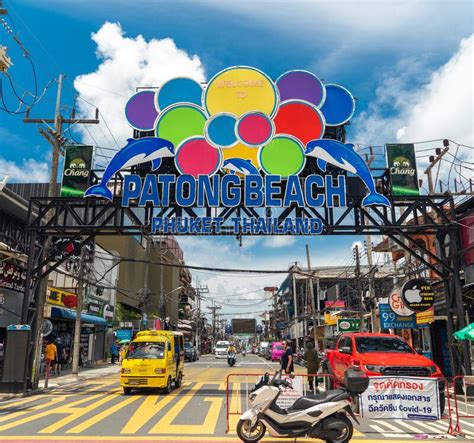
[[128, 379, 140, 385]]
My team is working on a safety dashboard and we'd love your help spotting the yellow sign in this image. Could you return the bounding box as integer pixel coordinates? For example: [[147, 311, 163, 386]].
[[324, 312, 340, 326], [222, 142, 260, 174], [204, 67, 279, 117], [46, 286, 77, 307], [416, 306, 435, 325]]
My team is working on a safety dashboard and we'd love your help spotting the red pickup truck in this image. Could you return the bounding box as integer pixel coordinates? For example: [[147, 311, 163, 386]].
[[322, 333, 445, 410]]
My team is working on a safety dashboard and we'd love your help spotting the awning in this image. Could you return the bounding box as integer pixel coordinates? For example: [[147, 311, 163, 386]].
[[51, 307, 107, 326], [454, 323, 474, 341]]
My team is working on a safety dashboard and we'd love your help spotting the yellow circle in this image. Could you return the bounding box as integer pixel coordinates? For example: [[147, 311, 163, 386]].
[[204, 66, 279, 118], [222, 143, 260, 175]]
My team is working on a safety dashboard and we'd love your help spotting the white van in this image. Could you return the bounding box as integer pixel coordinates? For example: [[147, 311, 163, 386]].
[[215, 340, 230, 359]]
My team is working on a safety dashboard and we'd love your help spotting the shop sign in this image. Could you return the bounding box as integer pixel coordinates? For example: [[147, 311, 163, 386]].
[[360, 376, 440, 421], [325, 300, 345, 309], [416, 306, 435, 325], [119, 322, 133, 328], [337, 318, 368, 333], [0, 262, 26, 293], [324, 312, 340, 326], [87, 302, 103, 316], [83, 67, 391, 236], [402, 279, 435, 312], [104, 304, 114, 319], [386, 143, 420, 196], [60, 145, 93, 197], [379, 303, 416, 329], [389, 291, 414, 316], [47, 287, 77, 308], [115, 328, 133, 341]]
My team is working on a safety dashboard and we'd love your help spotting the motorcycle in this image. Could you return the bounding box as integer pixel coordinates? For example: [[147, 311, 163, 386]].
[[236, 368, 368, 443], [228, 352, 236, 367]]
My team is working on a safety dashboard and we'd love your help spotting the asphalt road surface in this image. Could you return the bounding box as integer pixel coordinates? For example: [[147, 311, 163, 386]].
[[0, 354, 471, 442]]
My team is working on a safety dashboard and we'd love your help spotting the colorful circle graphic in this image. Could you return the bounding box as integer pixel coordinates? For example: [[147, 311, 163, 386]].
[[175, 137, 222, 178], [259, 135, 306, 177], [221, 143, 260, 175], [156, 77, 203, 110], [276, 70, 326, 108], [125, 90, 158, 131], [204, 113, 238, 148], [155, 104, 207, 149], [236, 112, 274, 147], [320, 83, 355, 126], [204, 66, 279, 118], [273, 100, 325, 145]]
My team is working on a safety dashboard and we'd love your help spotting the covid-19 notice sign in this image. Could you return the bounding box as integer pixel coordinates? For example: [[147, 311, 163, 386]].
[[360, 376, 441, 421]]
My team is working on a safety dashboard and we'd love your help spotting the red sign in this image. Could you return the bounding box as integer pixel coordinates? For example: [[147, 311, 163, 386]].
[[0, 262, 26, 293], [325, 300, 345, 308]]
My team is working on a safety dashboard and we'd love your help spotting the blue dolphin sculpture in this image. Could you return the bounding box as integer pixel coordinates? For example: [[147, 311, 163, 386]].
[[85, 137, 174, 200], [222, 158, 260, 175], [305, 139, 390, 207]]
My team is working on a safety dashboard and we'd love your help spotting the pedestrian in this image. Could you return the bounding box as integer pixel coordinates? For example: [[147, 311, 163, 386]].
[[44, 340, 57, 378], [304, 341, 320, 392], [281, 339, 294, 375], [110, 341, 119, 365], [54, 338, 66, 376]]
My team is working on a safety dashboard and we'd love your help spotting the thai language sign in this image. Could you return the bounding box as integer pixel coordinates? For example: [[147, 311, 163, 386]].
[[276, 375, 304, 409], [360, 376, 441, 421]]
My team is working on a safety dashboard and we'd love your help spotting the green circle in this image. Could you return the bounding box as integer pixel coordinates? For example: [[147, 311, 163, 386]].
[[155, 104, 207, 148], [259, 135, 305, 177]]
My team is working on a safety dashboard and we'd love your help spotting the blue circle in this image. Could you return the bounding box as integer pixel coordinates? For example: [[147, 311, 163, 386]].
[[157, 77, 203, 110], [320, 83, 355, 126], [205, 113, 237, 147]]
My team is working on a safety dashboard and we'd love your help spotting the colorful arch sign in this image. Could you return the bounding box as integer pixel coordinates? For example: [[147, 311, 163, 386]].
[[85, 66, 390, 235]]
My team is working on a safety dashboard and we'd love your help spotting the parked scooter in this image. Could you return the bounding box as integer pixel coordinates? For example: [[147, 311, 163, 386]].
[[237, 368, 368, 443], [228, 352, 236, 367]]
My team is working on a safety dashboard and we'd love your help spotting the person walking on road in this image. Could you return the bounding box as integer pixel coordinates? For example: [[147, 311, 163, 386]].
[[54, 338, 66, 376], [281, 340, 294, 375], [45, 340, 57, 377], [304, 341, 320, 392], [110, 341, 119, 365]]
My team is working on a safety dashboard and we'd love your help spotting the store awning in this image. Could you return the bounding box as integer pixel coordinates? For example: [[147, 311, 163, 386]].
[[454, 323, 474, 341], [51, 307, 107, 326]]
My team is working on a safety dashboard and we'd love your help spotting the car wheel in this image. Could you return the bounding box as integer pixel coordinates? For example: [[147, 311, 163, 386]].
[[175, 372, 182, 388], [163, 376, 172, 394], [123, 387, 132, 395]]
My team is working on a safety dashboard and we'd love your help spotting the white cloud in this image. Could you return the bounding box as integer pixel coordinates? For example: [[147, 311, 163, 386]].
[[352, 35, 474, 148], [73, 22, 206, 149], [0, 157, 49, 183], [263, 236, 296, 248]]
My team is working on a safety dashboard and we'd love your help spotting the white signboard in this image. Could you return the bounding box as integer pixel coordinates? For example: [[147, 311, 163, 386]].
[[276, 375, 303, 409], [360, 376, 441, 421], [389, 291, 414, 316]]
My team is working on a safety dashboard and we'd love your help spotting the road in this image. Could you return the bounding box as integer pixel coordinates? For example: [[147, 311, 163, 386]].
[[0, 354, 471, 442]]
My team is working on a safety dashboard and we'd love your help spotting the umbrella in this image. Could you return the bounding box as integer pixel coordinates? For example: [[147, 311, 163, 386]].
[[453, 323, 474, 341], [118, 339, 130, 344]]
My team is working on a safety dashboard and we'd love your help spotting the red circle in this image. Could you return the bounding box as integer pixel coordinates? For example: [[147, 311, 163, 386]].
[[238, 113, 273, 146], [273, 100, 325, 145], [175, 137, 221, 178]]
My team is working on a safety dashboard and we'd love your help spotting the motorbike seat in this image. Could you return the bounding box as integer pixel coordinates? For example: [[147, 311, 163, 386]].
[[289, 389, 350, 411]]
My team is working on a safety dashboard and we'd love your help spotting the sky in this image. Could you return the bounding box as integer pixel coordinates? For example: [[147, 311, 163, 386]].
[[0, 0, 473, 321]]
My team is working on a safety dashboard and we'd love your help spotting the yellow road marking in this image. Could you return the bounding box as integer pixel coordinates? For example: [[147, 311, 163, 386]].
[[38, 388, 122, 433], [66, 395, 140, 433], [0, 396, 68, 424], [227, 382, 241, 435]]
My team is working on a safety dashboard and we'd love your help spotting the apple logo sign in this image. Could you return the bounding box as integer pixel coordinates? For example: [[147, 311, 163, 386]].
[[404, 287, 422, 303]]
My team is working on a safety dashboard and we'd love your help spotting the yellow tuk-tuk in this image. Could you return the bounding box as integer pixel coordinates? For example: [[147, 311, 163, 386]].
[[120, 330, 184, 394]]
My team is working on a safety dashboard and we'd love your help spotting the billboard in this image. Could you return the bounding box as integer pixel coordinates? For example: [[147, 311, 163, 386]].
[[60, 145, 93, 197], [386, 143, 419, 196], [232, 318, 256, 334]]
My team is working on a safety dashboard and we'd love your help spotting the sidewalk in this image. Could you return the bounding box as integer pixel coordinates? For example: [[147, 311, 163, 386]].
[[0, 363, 120, 402]]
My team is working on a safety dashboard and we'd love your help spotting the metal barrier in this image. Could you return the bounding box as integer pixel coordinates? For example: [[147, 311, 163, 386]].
[[449, 375, 474, 436], [225, 372, 336, 433]]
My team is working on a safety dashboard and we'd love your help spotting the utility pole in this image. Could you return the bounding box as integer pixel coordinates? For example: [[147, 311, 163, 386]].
[[364, 238, 376, 332], [292, 263, 298, 347], [195, 284, 208, 354], [424, 141, 449, 194], [305, 244, 320, 352], [207, 302, 221, 349], [72, 244, 87, 376], [138, 235, 151, 330], [354, 245, 364, 331]]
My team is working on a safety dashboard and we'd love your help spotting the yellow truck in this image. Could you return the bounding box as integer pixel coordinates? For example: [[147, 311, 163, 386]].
[[120, 330, 184, 394]]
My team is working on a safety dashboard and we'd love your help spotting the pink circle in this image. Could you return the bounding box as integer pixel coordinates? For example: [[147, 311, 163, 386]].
[[175, 137, 222, 177], [237, 112, 273, 146]]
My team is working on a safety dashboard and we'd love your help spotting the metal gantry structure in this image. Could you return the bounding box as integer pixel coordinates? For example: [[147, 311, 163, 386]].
[[19, 182, 472, 388]]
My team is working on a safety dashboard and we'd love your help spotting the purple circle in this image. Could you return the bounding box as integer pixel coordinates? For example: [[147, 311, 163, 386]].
[[125, 90, 158, 131], [276, 70, 325, 108]]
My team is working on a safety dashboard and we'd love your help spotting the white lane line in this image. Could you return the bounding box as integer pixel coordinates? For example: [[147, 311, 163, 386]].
[[372, 420, 414, 437], [409, 420, 453, 435], [457, 418, 474, 429], [393, 419, 428, 432], [369, 424, 410, 438]]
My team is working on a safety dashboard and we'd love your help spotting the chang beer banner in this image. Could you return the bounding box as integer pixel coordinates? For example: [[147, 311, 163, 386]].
[[60, 145, 93, 197], [386, 143, 419, 196]]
